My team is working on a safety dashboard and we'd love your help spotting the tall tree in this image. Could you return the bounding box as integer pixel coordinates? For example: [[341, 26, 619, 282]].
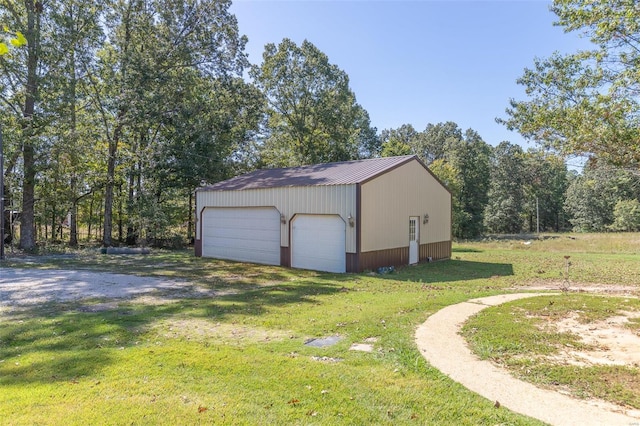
[[379, 124, 417, 158], [0, 27, 27, 253], [447, 129, 491, 238], [380, 121, 463, 165], [0, 0, 45, 250], [251, 38, 374, 166], [417, 121, 463, 164], [154, 75, 264, 191], [500, 0, 640, 170], [484, 142, 526, 234], [522, 149, 569, 232], [43, 0, 105, 246], [90, 0, 249, 246], [429, 158, 464, 232], [564, 162, 640, 231]]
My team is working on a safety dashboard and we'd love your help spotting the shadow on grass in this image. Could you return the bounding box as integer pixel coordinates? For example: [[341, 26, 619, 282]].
[[0, 279, 343, 386], [452, 247, 483, 253], [1, 251, 315, 288], [378, 259, 514, 284], [0, 253, 512, 387]]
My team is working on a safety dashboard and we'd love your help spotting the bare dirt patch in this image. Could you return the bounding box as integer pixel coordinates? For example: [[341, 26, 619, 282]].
[[510, 280, 640, 296], [541, 310, 640, 367], [151, 318, 290, 344], [509, 282, 640, 368]]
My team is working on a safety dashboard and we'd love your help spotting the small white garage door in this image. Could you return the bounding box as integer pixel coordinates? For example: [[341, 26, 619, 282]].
[[201, 207, 281, 265], [291, 214, 346, 273]]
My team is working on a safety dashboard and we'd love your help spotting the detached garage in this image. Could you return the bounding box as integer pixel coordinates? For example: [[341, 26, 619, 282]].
[[195, 155, 451, 273]]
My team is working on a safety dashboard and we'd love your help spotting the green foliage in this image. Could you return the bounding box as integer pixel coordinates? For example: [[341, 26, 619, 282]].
[[417, 121, 462, 164], [484, 142, 526, 233], [251, 39, 374, 167], [379, 121, 462, 165], [155, 76, 265, 189], [429, 159, 470, 237], [2, 233, 640, 422], [609, 199, 640, 232], [380, 138, 412, 157], [1, 0, 257, 248], [379, 124, 418, 158], [500, 0, 640, 169], [380, 122, 491, 239], [463, 294, 640, 408], [0, 27, 26, 55], [522, 150, 569, 232], [448, 130, 491, 238], [564, 163, 640, 232]]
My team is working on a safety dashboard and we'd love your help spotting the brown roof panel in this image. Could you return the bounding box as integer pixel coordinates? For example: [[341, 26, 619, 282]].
[[199, 155, 417, 191]]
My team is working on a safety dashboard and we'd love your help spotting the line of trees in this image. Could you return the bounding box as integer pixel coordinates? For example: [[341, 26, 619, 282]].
[[1, 0, 639, 252], [378, 122, 640, 237]]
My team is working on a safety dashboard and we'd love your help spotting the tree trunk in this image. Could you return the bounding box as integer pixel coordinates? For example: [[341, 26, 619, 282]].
[[118, 182, 123, 242], [2, 151, 20, 245], [102, 129, 119, 246], [126, 167, 137, 245], [70, 177, 78, 247], [68, 30, 79, 247], [19, 0, 40, 251], [102, 2, 134, 247], [50, 207, 56, 241], [188, 191, 193, 244], [87, 195, 93, 240]]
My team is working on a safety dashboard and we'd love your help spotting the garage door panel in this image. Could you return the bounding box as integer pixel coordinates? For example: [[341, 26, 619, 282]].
[[206, 228, 278, 242], [202, 207, 280, 265], [207, 236, 273, 251], [292, 215, 345, 273]]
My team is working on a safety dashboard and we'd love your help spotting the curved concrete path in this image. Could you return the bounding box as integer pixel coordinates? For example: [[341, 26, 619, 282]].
[[415, 293, 639, 426]]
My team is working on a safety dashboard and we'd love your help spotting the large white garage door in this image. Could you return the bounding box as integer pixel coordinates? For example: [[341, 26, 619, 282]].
[[291, 214, 346, 273], [202, 207, 281, 265]]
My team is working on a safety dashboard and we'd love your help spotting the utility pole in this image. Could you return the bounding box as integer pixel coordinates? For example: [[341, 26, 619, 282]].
[[536, 196, 540, 234]]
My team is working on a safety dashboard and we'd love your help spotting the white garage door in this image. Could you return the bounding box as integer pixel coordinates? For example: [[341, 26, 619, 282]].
[[201, 207, 281, 265], [291, 214, 346, 273]]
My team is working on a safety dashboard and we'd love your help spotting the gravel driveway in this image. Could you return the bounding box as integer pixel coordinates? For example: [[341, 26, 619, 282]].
[[0, 267, 212, 307]]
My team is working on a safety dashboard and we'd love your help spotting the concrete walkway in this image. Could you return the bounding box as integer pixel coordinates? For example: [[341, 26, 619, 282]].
[[415, 293, 639, 426]]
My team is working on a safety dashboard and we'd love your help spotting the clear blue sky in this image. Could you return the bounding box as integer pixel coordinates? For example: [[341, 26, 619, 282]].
[[231, 0, 590, 149]]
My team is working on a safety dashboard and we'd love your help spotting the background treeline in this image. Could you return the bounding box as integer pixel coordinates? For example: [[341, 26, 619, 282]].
[[373, 123, 640, 237], [1, 0, 639, 251]]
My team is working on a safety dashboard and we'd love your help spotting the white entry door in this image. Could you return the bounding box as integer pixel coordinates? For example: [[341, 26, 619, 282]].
[[409, 216, 419, 265]]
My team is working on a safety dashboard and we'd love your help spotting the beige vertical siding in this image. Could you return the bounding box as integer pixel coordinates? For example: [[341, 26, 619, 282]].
[[196, 185, 357, 252], [360, 160, 451, 252]]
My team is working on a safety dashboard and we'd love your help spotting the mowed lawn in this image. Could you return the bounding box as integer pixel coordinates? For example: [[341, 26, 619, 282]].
[[1, 234, 639, 425]]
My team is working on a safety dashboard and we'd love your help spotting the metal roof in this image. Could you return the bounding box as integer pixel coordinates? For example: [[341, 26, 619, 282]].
[[199, 155, 418, 191]]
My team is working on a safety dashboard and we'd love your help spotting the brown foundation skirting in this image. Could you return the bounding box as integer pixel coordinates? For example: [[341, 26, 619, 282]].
[[195, 239, 202, 257], [197, 240, 451, 273], [357, 241, 451, 272], [419, 240, 451, 261], [346, 253, 359, 273], [358, 247, 409, 272], [280, 246, 290, 267]]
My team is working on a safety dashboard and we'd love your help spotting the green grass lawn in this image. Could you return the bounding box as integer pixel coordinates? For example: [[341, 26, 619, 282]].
[[1, 233, 639, 425], [462, 294, 640, 409]]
